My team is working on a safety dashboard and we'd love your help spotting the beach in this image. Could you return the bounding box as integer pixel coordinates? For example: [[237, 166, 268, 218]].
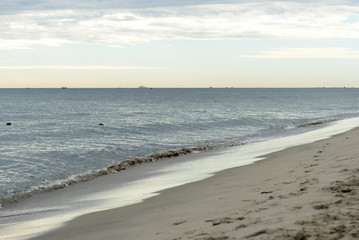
[[30, 127, 359, 240]]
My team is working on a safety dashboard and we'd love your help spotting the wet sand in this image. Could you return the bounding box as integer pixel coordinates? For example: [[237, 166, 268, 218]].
[[31, 128, 359, 240]]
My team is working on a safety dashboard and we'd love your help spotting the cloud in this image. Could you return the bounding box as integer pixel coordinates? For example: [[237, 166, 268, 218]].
[[0, 0, 269, 13], [1, 1, 359, 49], [237, 48, 359, 59], [0, 39, 71, 50], [0, 65, 162, 70]]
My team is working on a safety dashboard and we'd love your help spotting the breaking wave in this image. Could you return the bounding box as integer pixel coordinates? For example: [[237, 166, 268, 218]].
[[296, 119, 333, 128], [0, 142, 244, 207]]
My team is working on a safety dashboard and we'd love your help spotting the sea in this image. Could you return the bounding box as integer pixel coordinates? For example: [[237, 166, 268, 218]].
[[1, 88, 359, 239]]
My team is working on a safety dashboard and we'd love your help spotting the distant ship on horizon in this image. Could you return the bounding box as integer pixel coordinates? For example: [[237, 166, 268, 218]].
[[61, 87, 68, 89]]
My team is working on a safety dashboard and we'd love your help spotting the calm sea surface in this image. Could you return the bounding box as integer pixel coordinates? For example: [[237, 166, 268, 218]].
[[1, 88, 358, 206]]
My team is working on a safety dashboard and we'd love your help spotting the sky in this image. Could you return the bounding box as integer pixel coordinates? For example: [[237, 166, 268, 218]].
[[0, 0, 359, 88]]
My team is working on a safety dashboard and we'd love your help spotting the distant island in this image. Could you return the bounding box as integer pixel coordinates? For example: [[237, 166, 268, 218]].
[[138, 86, 149, 89]]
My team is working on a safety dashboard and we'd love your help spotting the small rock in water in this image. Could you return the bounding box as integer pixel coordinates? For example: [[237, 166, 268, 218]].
[[6, 122, 12, 126], [98, 123, 104, 126]]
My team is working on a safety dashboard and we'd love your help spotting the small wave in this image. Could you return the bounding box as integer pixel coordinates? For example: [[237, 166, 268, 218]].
[[0, 208, 59, 219], [296, 119, 333, 128], [283, 124, 296, 130], [0, 142, 244, 207]]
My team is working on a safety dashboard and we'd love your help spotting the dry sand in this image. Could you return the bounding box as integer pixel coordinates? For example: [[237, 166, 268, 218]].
[[32, 128, 359, 240]]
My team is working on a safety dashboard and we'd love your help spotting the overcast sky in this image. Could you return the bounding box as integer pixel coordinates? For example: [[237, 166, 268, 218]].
[[1, 0, 358, 88]]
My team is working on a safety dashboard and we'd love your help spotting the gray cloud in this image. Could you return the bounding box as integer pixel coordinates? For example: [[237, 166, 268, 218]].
[[0, 1, 359, 50], [3, 0, 356, 13], [0, 0, 234, 13]]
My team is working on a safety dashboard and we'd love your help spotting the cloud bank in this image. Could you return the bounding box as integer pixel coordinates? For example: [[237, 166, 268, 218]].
[[0, 65, 162, 70], [1, 1, 359, 50]]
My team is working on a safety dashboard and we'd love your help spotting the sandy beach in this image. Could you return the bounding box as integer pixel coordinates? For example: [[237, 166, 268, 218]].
[[31, 127, 359, 240]]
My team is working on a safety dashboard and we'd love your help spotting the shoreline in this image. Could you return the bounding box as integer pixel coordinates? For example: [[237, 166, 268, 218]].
[[31, 127, 359, 240]]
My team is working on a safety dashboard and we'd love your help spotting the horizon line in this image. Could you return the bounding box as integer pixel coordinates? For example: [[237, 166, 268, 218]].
[[0, 87, 356, 89]]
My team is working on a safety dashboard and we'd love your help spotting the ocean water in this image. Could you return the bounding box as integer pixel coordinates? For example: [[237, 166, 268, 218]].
[[1, 88, 359, 207]]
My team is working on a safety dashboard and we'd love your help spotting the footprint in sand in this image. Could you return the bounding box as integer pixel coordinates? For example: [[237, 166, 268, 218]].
[[292, 206, 303, 210], [172, 220, 187, 226], [305, 164, 319, 168], [313, 203, 329, 210], [206, 216, 245, 226], [236, 224, 247, 230], [184, 230, 196, 235]]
